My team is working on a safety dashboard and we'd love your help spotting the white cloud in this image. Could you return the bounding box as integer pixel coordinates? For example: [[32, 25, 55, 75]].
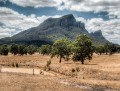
[[0, 7, 61, 38], [0, 7, 39, 31], [77, 17, 120, 44], [0, 27, 16, 38], [9, 0, 62, 8], [0, 0, 7, 3], [8, 0, 120, 20], [58, 0, 120, 19]]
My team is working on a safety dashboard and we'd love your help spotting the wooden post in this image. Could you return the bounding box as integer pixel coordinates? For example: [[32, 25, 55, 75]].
[[33, 69, 34, 75]]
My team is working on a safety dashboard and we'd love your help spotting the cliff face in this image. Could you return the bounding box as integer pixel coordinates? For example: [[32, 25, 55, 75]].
[[0, 14, 109, 46]]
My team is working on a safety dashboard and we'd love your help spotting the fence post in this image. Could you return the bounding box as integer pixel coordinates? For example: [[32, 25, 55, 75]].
[[33, 69, 34, 75]]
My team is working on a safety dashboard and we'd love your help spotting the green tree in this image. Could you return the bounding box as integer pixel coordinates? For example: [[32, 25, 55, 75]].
[[96, 46, 105, 55], [0, 44, 9, 56], [40, 44, 52, 55], [27, 45, 36, 55], [72, 34, 93, 64], [104, 43, 109, 55], [117, 46, 120, 53], [108, 44, 116, 55], [51, 39, 72, 63], [18, 45, 27, 55], [10, 44, 18, 55]]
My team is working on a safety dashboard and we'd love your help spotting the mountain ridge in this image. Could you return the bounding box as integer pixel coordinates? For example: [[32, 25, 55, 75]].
[[0, 14, 109, 46]]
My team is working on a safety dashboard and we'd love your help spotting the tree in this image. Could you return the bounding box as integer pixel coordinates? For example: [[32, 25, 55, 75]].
[[96, 46, 105, 55], [40, 44, 52, 55], [27, 45, 36, 55], [104, 43, 109, 55], [18, 45, 27, 55], [72, 34, 93, 64], [51, 39, 72, 63], [0, 44, 9, 56], [108, 44, 116, 55], [10, 44, 18, 55]]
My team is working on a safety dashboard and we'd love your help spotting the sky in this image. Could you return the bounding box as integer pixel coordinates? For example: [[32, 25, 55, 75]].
[[0, 0, 120, 44]]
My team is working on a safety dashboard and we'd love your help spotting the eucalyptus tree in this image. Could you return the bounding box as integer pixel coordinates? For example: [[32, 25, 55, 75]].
[[72, 34, 93, 64], [51, 39, 72, 63]]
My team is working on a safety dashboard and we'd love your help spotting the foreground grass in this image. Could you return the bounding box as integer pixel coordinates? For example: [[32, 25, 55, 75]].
[[0, 53, 120, 90], [0, 73, 85, 91]]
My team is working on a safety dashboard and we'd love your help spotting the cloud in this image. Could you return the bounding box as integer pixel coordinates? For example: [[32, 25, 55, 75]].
[[77, 17, 120, 44], [0, 0, 7, 3], [9, 0, 62, 8], [0, 7, 39, 30], [8, 0, 120, 20], [0, 7, 61, 38], [0, 27, 16, 38]]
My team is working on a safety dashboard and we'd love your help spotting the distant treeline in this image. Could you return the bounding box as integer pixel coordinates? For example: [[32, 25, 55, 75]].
[[0, 34, 120, 64]]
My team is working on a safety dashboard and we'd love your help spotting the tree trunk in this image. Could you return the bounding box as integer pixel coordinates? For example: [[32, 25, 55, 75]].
[[106, 52, 107, 55], [59, 56, 62, 63], [81, 58, 84, 64]]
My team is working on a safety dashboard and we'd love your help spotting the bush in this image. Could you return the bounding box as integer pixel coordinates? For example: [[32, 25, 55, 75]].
[[76, 67, 80, 72], [16, 63, 19, 68], [12, 63, 15, 67], [44, 59, 51, 71], [71, 68, 76, 73], [46, 59, 51, 67]]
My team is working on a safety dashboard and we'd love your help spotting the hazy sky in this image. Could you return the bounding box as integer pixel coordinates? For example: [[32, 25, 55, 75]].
[[0, 0, 120, 44]]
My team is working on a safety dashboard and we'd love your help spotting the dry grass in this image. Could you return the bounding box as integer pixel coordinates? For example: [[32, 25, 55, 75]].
[[0, 53, 120, 90], [0, 73, 85, 91]]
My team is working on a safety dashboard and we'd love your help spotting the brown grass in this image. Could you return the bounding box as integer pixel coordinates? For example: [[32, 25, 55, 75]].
[[0, 73, 85, 91], [0, 53, 120, 90]]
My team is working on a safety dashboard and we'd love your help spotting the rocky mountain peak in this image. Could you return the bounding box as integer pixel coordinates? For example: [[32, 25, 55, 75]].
[[93, 30, 102, 36], [91, 30, 105, 39], [60, 14, 75, 20], [58, 14, 76, 27]]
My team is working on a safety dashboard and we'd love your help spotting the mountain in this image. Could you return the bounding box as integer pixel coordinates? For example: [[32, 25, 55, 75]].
[[90, 30, 109, 45], [0, 14, 109, 46]]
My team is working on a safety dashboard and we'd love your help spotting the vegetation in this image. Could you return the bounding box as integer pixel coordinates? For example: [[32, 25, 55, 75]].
[[10, 44, 18, 55], [95, 43, 118, 55], [96, 46, 105, 55], [18, 45, 27, 55], [51, 39, 72, 63], [0, 44, 9, 55], [0, 34, 119, 65], [40, 44, 52, 55], [72, 35, 93, 64], [27, 45, 36, 55], [44, 59, 51, 71]]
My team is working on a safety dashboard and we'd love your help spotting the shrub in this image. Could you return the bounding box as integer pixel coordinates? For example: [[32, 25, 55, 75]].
[[76, 67, 80, 72], [71, 68, 76, 73], [16, 63, 19, 68], [46, 59, 51, 67], [44, 59, 51, 71]]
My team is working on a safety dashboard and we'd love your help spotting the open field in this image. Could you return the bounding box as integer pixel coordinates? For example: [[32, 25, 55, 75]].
[[0, 53, 120, 91]]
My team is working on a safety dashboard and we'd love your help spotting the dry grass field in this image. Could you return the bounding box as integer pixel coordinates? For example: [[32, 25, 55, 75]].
[[0, 53, 120, 91]]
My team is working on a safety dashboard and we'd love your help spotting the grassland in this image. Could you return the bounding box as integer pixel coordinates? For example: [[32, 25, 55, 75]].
[[0, 53, 120, 91]]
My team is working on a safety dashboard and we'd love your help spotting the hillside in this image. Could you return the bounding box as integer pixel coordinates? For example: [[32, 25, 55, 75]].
[[0, 14, 109, 46]]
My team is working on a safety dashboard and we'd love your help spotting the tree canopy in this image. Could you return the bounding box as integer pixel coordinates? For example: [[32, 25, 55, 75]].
[[51, 39, 72, 63], [72, 34, 93, 64]]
